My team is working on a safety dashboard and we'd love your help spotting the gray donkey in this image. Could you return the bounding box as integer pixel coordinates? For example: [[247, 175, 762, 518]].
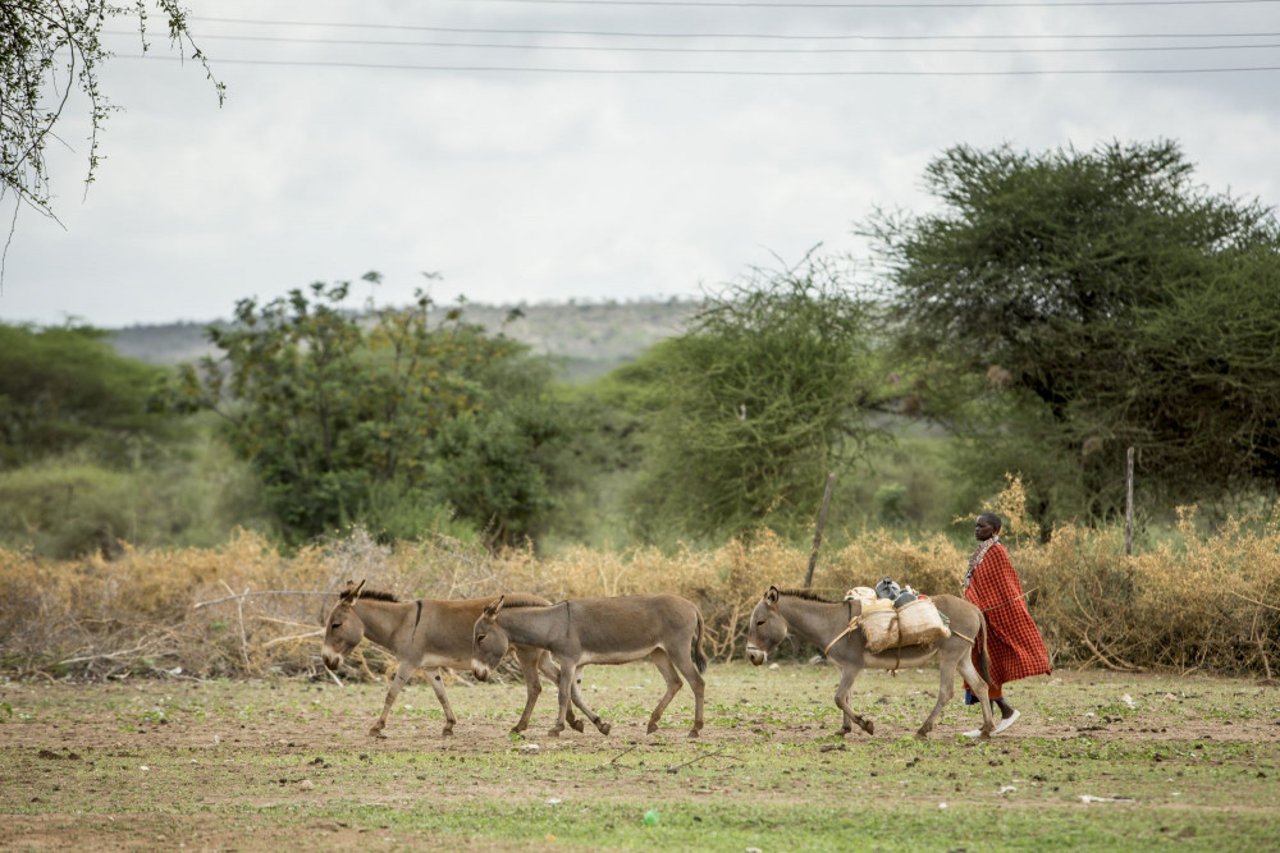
[[322, 580, 588, 737], [472, 594, 707, 738], [746, 586, 996, 739]]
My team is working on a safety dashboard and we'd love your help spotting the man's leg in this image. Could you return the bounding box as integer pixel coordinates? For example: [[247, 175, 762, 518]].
[[989, 684, 1020, 733]]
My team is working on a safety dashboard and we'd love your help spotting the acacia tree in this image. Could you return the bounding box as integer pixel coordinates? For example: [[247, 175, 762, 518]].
[[1, 1, 222, 219], [863, 140, 1280, 527], [625, 255, 886, 542]]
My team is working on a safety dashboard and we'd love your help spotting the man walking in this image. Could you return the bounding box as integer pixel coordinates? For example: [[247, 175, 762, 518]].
[[962, 512, 1051, 735]]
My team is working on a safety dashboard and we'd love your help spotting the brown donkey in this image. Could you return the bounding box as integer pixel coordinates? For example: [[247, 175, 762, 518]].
[[472, 594, 708, 738], [745, 587, 996, 739], [321, 580, 587, 738]]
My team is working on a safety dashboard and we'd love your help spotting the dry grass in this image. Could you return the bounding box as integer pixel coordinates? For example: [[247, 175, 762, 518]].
[[2, 481, 1277, 681]]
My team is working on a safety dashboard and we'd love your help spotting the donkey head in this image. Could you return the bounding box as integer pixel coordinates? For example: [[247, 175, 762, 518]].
[[321, 579, 367, 671], [471, 595, 510, 682], [746, 586, 788, 666]]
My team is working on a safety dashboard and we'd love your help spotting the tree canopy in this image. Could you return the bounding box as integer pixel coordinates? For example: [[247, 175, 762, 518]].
[[622, 256, 886, 542], [171, 277, 590, 547], [1, 1, 221, 219], [0, 322, 172, 468], [862, 140, 1280, 527]]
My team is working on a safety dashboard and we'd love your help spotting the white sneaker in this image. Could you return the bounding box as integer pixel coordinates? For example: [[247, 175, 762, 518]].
[[961, 728, 983, 738], [993, 709, 1021, 734]]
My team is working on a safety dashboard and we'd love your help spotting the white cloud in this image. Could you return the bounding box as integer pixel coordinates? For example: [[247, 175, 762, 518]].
[[2, 0, 1277, 326]]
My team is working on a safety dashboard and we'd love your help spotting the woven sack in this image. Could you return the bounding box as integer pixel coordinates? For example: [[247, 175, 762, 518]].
[[860, 598, 899, 653], [896, 598, 951, 647], [843, 586, 877, 604]]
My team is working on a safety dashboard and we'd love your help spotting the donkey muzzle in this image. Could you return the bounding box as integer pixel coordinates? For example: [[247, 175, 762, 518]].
[[471, 660, 491, 682], [321, 644, 342, 671], [746, 645, 767, 666]]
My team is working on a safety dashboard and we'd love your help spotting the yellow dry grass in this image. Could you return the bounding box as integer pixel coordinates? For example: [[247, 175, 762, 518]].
[[2, 480, 1277, 681]]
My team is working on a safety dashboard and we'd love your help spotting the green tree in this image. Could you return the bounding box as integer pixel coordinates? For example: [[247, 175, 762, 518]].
[[0, 322, 269, 557], [174, 277, 589, 546], [0, 322, 173, 467], [1, 1, 222, 220], [624, 255, 886, 542], [0, 436, 268, 559], [862, 140, 1280, 528]]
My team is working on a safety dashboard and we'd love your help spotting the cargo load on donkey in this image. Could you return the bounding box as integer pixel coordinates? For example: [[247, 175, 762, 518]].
[[747, 585, 996, 738], [843, 577, 951, 653]]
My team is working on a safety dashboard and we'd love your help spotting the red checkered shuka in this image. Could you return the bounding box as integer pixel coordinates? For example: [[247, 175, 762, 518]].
[[964, 543, 1051, 688]]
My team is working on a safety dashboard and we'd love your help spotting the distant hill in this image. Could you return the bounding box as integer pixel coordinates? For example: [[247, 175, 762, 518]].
[[108, 298, 701, 381]]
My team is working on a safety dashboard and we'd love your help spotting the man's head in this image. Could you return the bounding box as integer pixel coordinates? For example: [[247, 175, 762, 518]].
[[975, 512, 1002, 541]]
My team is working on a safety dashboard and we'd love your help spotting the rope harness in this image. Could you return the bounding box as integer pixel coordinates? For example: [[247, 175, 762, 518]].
[[823, 613, 864, 657], [822, 604, 977, 668]]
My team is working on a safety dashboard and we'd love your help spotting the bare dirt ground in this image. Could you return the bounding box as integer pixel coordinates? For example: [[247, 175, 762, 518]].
[[5, 664, 1277, 751], [3, 663, 1279, 850]]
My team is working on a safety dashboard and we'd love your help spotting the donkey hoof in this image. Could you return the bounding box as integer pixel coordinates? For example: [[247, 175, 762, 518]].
[[548, 727, 563, 738], [441, 728, 455, 738], [861, 720, 876, 736], [646, 722, 660, 734], [368, 728, 387, 739], [570, 718, 586, 733], [687, 728, 700, 739], [598, 721, 611, 736]]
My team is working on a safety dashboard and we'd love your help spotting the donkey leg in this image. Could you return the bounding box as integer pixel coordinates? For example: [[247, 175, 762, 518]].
[[916, 648, 959, 739], [668, 644, 706, 738], [549, 656, 577, 737], [369, 663, 416, 738], [425, 667, 459, 737], [645, 650, 684, 735], [533, 652, 591, 732], [565, 664, 600, 733], [958, 656, 996, 738], [511, 647, 545, 734], [568, 667, 610, 734], [833, 664, 874, 736]]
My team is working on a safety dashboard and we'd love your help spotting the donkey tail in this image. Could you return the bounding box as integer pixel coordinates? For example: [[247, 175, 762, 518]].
[[692, 609, 708, 674], [976, 612, 994, 688]]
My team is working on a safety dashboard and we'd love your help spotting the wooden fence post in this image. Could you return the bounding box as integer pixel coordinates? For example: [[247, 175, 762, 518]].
[[803, 472, 836, 589], [1125, 446, 1135, 556]]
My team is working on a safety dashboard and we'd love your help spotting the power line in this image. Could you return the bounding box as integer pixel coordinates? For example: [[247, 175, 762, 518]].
[[188, 17, 1280, 43], [116, 31, 1280, 54], [437, 0, 1280, 6], [119, 54, 1280, 74]]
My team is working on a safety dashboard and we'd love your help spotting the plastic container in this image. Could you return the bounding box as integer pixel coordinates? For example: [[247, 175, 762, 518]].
[[874, 577, 901, 600]]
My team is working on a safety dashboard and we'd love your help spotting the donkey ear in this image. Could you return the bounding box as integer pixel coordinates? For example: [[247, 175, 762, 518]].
[[482, 595, 505, 619], [351, 579, 366, 599], [765, 586, 781, 605]]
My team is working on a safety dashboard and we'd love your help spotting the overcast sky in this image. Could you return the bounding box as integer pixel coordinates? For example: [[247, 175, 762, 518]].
[[2, 0, 1278, 328]]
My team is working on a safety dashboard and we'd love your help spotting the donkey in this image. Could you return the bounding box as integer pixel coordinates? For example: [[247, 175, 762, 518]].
[[321, 580, 588, 738], [745, 586, 996, 739], [472, 594, 708, 738]]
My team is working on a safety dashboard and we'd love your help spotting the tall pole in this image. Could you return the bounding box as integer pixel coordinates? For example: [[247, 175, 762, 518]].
[[803, 472, 836, 589], [1125, 446, 1135, 556]]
